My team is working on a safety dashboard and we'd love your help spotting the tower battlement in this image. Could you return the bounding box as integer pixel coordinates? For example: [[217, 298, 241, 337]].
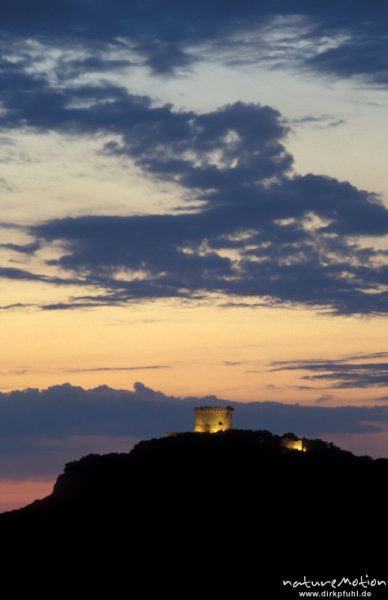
[[194, 406, 234, 433]]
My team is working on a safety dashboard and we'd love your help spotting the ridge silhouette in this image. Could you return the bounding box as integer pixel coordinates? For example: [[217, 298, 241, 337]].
[[1, 430, 387, 595]]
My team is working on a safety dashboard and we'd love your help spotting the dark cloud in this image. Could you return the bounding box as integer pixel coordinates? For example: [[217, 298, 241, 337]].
[[104, 100, 292, 191], [1, 380, 388, 479], [54, 57, 135, 81], [292, 115, 346, 129], [0, 15, 386, 316], [0, 303, 34, 311], [271, 355, 388, 388], [344, 352, 388, 361], [0, 177, 15, 192], [0, 1, 386, 82], [223, 361, 249, 367], [305, 36, 388, 85], [0, 67, 292, 187], [29, 200, 388, 315], [315, 394, 334, 404], [0, 90, 378, 315], [61, 365, 171, 373], [24, 102, 388, 316], [0, 266, 82, 287], [39, 300, 125, 311], [0, 242, 41, 254], [0, 266, 50, 282]]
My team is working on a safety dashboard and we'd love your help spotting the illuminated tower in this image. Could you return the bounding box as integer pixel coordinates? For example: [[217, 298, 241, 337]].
[[194, 406, 234, 433]]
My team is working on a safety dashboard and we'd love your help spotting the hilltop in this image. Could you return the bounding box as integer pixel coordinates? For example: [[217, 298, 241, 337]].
[[1, 430, 387, 594]]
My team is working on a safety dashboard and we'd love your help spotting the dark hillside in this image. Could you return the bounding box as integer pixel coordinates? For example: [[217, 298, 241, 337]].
[[1, 430, 386, 596]]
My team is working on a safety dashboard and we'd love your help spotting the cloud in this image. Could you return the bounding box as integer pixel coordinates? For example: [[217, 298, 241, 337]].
[[0, 303, 35, 311], [315, 394, 334, 404], [0, 23, 386, 316], [305, 36, 388, 85], [271, 354, 388, 389], [343, 352, 388, 360], [61, 365, 171, 373], [0, 242, 41, 255], [54, 56, 135, 81], [0, 266, 50, 282], [20, 95, 387, 316], [0, 86, 382, 314], [0, 177, 15, 192], [1, 381, 388, 480], [292, 115, 346, 130], [0, 266, 82, 287], [0, 1, 386, 83], [223, 361, 250, 367], [29, 203, 388, 315]]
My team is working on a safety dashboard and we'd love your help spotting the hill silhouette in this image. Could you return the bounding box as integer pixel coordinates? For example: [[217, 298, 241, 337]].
[[1, 430, 387, 596]]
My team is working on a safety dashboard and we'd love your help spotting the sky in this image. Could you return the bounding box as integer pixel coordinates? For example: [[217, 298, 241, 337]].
[[1, 0, 388, 510]]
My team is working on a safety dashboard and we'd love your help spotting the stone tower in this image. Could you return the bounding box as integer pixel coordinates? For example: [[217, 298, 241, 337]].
[[194, 406, 234, 433]]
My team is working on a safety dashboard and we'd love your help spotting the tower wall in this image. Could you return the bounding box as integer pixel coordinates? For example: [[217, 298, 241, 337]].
[[194, 406, 234, 433]]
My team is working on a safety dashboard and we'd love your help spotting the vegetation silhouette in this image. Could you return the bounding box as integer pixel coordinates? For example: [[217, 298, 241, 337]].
[[1, 430, 387, 594]]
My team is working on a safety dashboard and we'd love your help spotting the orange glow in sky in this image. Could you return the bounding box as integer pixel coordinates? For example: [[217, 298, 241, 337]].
[[0, 480, 54, 513]]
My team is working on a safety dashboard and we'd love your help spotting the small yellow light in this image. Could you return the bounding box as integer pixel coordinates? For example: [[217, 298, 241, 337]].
[[282, 439, 306, 452]]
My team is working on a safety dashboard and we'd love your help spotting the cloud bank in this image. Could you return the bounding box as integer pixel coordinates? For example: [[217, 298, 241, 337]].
[[1, 381, 388, 481]]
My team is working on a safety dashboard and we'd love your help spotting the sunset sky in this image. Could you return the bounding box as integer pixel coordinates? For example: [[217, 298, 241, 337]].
[[1, 1, 388, 509]]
